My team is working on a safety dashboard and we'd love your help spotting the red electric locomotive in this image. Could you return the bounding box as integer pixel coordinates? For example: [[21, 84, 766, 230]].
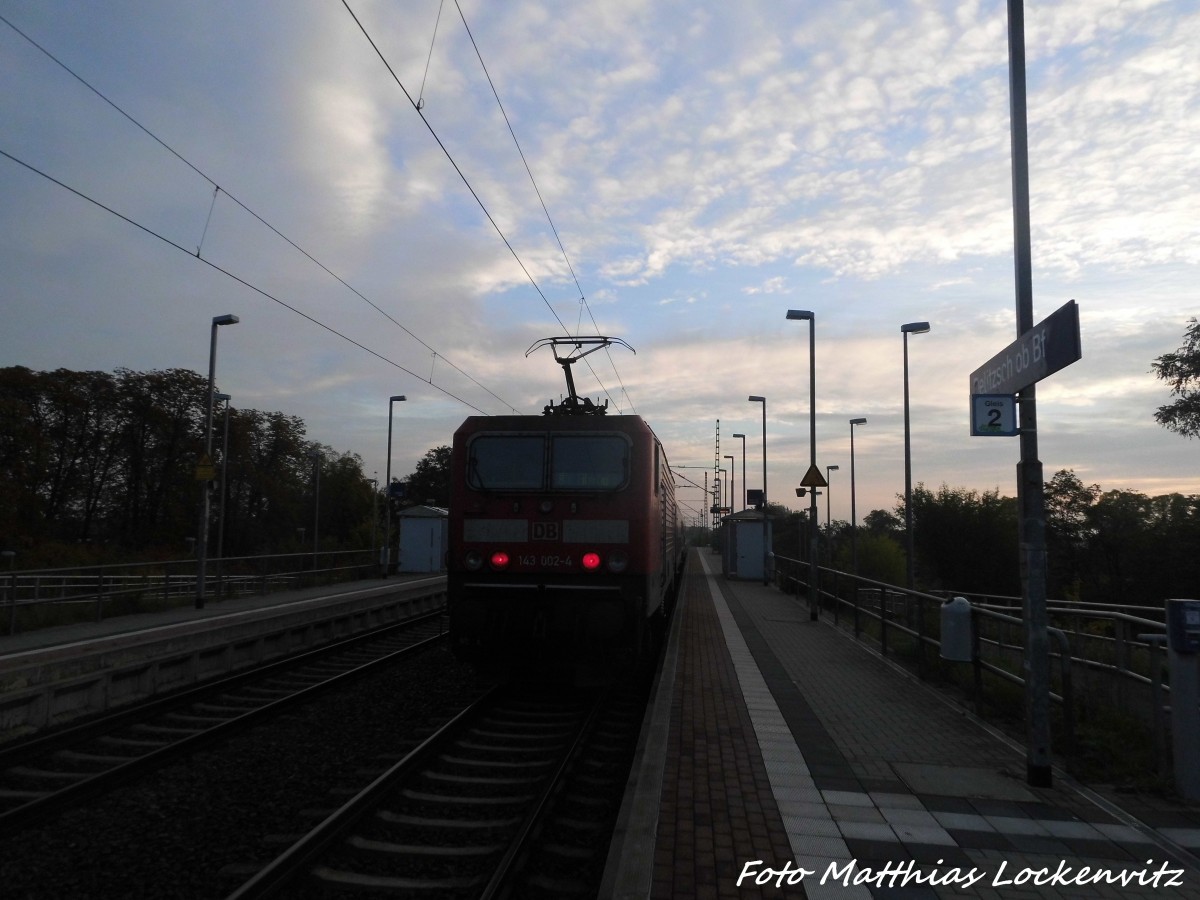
[[447, 338, 684, 684]]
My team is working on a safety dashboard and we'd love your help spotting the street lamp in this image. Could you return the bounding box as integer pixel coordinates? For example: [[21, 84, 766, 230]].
[[825, 465, 839, 528], [786, 309, 819, 620], [902, 321, 930, 591], [731, 433, 747, 511], [820, 472, 840, 528], [196, 313, 239, 609], [825, 464, 839, 567], [308, 449, 322, 567], [724, 454, 735, 518], [383, 395, 406, 577], [849, 418, 867, 576], [370, 474, 378, 566], [748, 396, 768, 586], [214, 392, 231, 596]]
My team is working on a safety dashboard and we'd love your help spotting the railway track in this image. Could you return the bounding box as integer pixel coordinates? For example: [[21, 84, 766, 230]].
[[226, 680, 647, 899], [0, 606, 447, 835]]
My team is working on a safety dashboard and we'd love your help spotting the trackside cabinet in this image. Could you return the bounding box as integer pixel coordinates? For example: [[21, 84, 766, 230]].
[[1166, 599, 1200, 800]]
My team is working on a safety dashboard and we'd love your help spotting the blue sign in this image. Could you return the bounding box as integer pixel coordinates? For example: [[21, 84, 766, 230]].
[[969, 300, 1081, 396]]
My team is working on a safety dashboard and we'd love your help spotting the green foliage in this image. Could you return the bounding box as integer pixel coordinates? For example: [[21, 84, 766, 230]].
[[1152, 317, 1200, 438], [900, 483, 1019, 595], [0, 366, 375, 563], [863, 508, 901, 536], [833, 530, 906, 585], [401, 445, 452, 508]]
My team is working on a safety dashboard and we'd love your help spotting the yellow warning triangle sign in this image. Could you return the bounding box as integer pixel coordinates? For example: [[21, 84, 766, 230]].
[[800, 464, 827, 488]]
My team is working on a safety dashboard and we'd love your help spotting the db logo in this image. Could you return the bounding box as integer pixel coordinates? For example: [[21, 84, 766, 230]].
[[532, 522, 560, 541]]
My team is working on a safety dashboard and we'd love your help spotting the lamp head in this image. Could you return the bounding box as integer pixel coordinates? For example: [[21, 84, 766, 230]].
[[732, 432, 745, 439], [390, 395, 407, 402], [748, 395, 765, 403], [828, 465, 840, 472], [901, 321, 930, 334], [850, 417, 867, 426], [213, 314, 239, 326], [785, 309, 814, 321]]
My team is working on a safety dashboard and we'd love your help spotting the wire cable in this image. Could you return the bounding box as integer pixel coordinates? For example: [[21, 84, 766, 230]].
[[341, 0, 632, 412], [417, 0, 445, 110], [0, 10, 520, 414], [451, 0, 635, 413], [0, 147, 495, 414]]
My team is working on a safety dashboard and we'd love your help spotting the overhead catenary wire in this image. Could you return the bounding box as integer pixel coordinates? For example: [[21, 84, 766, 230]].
[[450, 0, 635, 413], [0, 147, 492, 414], [0, 10, 520, 415], [416, 0, 446, 110], [343, 0, 631, 412]]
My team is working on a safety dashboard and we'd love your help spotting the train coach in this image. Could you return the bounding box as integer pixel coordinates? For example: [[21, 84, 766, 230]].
[[446, 341, 684, 685]]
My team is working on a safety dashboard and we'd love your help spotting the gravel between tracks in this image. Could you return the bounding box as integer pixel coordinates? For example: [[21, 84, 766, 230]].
[[0, 643, 488, 900]]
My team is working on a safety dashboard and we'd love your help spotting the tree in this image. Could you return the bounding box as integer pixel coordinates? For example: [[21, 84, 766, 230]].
[[0, 365, 379, 563], [1043, 469, 1100, 601], [402, 446, 452, 508], [901, 483, 1019, 594], [1152, 317, 1200, 438], [863, 508, 901, 537]]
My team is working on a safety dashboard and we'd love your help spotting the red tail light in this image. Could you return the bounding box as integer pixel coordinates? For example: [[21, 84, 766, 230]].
[[490, 550, 511, 570], [581, 552, 602, 571]]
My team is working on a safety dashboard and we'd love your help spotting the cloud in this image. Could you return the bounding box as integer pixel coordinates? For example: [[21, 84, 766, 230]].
[[2, 0, 1197, 524]]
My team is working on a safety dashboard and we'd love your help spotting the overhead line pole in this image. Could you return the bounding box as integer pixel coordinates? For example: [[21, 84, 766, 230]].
[[1006, 0, 1052, 788]]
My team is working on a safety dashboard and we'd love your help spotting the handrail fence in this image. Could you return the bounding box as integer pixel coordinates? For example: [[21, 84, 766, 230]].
[[771, 553, 1173, 780], [2, 550, 380, 636]]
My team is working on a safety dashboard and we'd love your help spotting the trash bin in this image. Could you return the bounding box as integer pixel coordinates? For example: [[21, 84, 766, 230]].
[[940, 596, 973, 662]]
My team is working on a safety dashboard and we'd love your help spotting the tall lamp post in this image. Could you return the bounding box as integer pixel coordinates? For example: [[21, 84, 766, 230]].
[[214, 392, 231, 596], [849, 418, 867, 577], [383, 395, 406, 577], [308, 449, 322, 568], [370, 474, 378, 564], [724, 454, 735, 518], [731, 434, 747, 511], [196, 313, 239, 609], [824, 465, 839, 527], [785, 309, 819, 620], [748, 396, 768, 586], [825, 464, 839, 566], [902, 321, 930, 591]]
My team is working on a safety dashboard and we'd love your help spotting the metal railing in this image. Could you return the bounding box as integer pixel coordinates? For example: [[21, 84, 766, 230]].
[[772, 554, 1176, 775], [2, 550, 382, 636]]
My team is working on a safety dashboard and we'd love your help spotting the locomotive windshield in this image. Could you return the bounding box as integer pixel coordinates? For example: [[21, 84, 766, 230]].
[[467, 433, 629, 491], [466, 435, 544, 490]]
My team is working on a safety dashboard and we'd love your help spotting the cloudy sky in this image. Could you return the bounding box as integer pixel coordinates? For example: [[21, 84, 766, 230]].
[[2, 0, 1197, 526]]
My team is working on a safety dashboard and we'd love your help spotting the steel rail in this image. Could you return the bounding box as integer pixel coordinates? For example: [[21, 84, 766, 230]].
[[0, 608, 446, 834]]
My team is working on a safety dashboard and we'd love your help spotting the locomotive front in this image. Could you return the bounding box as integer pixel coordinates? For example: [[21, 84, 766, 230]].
[[447, 414, 671, 684]]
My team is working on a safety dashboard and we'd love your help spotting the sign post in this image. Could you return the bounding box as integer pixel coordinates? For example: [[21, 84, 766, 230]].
[[979, 0, 1085, 789]]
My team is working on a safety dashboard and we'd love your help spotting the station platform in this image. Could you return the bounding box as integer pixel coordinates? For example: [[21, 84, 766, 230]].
[[0, 573, 440, 659], [603, 550, 1200, 899], [0, 574, 444, 738]]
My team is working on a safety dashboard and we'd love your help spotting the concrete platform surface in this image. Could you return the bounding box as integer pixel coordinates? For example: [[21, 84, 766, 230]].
[[609, 550, 1200, 899]]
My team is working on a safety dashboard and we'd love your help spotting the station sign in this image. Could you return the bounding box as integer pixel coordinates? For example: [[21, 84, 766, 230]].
[[971, 394, 1017, 436], [969, 300, 1081, 397]]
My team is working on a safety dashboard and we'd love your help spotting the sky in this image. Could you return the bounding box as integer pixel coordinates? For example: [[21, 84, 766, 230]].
[[2, 0, 1197, 528]]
